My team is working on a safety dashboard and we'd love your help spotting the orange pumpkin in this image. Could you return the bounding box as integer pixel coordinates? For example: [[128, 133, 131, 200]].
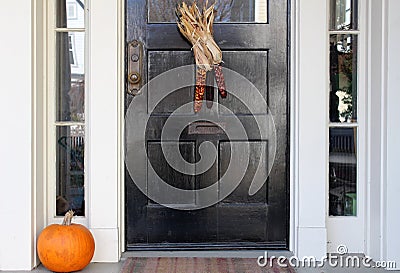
[[37, 210, 95, 273]]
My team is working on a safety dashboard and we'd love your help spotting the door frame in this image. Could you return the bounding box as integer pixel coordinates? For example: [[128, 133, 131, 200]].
[[117, 0, 328, 258], [31, 0, 330, 262]]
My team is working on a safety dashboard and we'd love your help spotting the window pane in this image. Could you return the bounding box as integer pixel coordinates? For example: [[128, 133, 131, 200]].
[[56, 125, 85, 216], [149, 0, 268, 23], [56, 32, 85, 122], [329, 0, 358, 30], [57, 0, 85, 28], [329, 34, 357, 123], [329, 128, 357, 216]]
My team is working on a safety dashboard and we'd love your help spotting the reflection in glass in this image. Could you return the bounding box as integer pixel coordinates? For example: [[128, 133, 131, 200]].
[[56, 125, 85, 216], [329, 34, 357, 123], [329, 0, 358, 30], [329, 128, 357, 216], [57, 0, 85, 28], [148, 0, 268, 23], [56, 32, 85, 122]]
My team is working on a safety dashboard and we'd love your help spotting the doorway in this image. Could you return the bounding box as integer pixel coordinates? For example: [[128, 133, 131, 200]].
[[124, 0, 290, 250]]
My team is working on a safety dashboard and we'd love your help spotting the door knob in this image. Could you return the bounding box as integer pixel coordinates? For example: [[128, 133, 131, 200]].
[[128, 72, 141, 84]]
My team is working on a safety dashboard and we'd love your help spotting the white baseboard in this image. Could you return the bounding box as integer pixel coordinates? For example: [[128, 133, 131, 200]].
[[90, 228, 120, 262], [296, 227, 327, 260]]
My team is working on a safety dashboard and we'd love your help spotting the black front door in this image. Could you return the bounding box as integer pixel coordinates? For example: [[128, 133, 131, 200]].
[[125, 0, 289, 249]]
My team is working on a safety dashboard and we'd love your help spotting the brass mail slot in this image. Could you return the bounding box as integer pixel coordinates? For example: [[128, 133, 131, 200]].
[[188, 121, 226, 135]]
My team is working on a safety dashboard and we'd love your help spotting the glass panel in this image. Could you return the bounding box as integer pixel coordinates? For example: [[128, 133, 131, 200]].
[[56, 125, 85, 216], [148, 0, 268, 23], [329, 0, 358, 30], [329, 128, 357, 216], [57, 0, 85, 28], [56, 32, 85, 122], [329, 34, 357, 123]]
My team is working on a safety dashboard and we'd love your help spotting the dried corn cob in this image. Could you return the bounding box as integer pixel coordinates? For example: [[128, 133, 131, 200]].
[[176, 2, 222, 71], [176, 1, 227, 110], [214, 64, 227, 98], [205, 70, 214, 109], [194, 68, 207, 112]]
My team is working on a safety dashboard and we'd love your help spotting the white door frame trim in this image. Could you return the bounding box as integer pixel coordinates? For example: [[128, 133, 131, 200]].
[[116, 0, 329, 259], [291, 0, 328, 259]]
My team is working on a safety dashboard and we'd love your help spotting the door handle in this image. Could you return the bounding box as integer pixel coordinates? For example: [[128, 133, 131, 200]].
[[127, 40, 143, 96]]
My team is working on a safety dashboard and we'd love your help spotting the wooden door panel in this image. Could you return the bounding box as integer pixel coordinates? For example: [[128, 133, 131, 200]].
[[194, 140, 219, 191], [148, 50, 270, 115], [148, 51, 194, 79], [146, 206, 218, 243], [147, 142, 196, 204], [218, 51, 269, 115], [217, 141, 269, 242], [147, 24, 275, 50], [219, 141, 268, 204], [126, 0, 289, 249], [217, 204, 268, 242], [125, 170, 148, 244], [148, 51, 194, 114]]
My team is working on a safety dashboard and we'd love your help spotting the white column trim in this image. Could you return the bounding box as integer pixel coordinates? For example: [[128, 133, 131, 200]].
[[293, 0, 328, 259], [289, 0, 299, 254], [88, 0, 123, 262], [366, 0, 388, 262], [385, 0, 400, 269]]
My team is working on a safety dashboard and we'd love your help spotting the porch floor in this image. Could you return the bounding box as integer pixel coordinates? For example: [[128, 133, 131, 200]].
[[3, 251, 399, 272]]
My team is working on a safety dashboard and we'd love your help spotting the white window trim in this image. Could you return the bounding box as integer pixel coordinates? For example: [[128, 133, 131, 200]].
[[34, 0, 123, 262]]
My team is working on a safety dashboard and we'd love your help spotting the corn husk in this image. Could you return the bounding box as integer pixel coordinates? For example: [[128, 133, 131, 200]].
[[176, 1, 222, 71]]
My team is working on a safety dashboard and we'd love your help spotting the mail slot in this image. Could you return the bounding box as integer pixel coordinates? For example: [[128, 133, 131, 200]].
[[188, 121, 226, 135]]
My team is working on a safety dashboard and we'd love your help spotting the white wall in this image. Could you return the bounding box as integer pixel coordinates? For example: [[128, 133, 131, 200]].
[[386, 0, 400, 269], [0, 0, 33, 270]]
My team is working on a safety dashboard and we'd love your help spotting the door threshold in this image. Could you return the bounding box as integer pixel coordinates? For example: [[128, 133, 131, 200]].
[[126, 242, 287, 251], [122, 249, 294, 259]]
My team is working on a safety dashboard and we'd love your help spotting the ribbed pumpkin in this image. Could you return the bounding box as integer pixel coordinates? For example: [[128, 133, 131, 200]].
[[37, 210, 95, 273]]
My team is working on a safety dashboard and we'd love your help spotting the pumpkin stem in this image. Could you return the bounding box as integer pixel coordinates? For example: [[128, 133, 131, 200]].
[[62, 210, 75, 226]]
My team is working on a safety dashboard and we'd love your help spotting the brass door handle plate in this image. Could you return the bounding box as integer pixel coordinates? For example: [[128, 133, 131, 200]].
[[127, 40, 143, 96]]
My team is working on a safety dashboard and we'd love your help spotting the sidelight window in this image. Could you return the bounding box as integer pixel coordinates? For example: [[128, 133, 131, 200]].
[[50, 0, 86, 217], [328, 0, 359, 216]]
